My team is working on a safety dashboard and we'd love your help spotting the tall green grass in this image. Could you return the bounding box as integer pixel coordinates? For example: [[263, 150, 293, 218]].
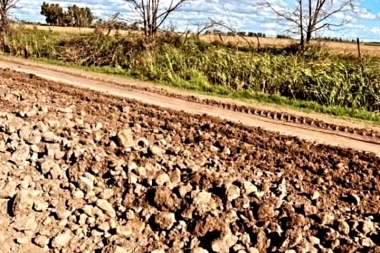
[[4, 28, 380, 114]]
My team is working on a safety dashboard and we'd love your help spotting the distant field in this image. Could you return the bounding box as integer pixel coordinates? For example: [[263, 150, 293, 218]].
[[18, 24, 380, 55]]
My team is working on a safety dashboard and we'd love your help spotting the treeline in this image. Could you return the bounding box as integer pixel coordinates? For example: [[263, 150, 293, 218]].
[[40, 2, 94, 27], [202, 30, 356, 42], [204, 30, 293, 39], [39, 2, 143, 30], [319, 36, 357, 43], [204, 30, 268, 38], [93, 19, 142, 31]]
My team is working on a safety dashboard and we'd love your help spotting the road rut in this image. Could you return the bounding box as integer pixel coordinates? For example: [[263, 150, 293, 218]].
[[0, 58, 379, 156]]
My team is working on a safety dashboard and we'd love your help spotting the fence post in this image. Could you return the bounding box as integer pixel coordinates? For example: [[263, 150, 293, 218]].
[[356, 38, 361, 58]]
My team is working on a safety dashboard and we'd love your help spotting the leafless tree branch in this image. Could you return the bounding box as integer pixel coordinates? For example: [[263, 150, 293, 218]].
[[259, 0, 354, 48], [125, 0, 191, 39]]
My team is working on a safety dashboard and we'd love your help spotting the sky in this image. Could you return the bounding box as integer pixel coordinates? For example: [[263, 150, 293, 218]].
[[11, 0, 380, 42]]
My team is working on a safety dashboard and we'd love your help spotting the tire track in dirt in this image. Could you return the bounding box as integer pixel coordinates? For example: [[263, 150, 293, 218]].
[[2, 57, 380, 136], [3, 57, 380, 135], [1, 59, 379, 156]]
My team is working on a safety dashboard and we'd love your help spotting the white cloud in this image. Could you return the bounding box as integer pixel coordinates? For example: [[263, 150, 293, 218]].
[[260, 23, 277, 29], [370, 27, 380, 35]]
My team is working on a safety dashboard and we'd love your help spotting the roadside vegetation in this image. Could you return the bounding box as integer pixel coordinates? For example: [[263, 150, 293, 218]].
[[2, 0, 380, 122]]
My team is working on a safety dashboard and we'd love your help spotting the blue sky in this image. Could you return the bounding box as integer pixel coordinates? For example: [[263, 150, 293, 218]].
[[11, 0, 380, 41]]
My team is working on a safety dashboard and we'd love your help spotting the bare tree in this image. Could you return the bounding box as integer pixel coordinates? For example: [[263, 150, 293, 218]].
[[125, 0, 191, 39], [260, 0, 354, 48], [0, 0, 19, 46]]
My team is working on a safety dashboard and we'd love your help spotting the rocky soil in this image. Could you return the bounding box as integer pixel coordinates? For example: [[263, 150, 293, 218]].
[[0, 68, 380, 253]]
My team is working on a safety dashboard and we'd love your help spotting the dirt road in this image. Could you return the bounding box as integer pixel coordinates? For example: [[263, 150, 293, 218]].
[[0, 57, 379, 156]]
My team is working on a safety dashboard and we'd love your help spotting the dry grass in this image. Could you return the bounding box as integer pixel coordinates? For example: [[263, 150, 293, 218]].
[[18, 24, 380, 55]]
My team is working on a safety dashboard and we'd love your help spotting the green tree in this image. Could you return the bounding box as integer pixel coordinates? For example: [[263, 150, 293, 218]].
[[40, 2, 64, 26], [64, 5, 94, 27], [40, 2, 94, 27]]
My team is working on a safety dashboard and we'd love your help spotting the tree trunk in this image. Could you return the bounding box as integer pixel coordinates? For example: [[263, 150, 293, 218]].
[[299, 0, 304, 49], [300, 34, 305, 49], [305, 0, 312, 46], [0, 34, 4, 49], [0, 15, 8, 50], [306, 30, 312, 44]]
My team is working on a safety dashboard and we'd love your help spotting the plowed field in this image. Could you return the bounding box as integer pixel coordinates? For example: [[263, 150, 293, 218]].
[[0, 66, 380, 253]]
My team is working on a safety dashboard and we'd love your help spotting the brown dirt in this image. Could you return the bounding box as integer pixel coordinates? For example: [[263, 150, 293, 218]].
[[3, 56, 380, 130], [1, 57, 380, 156], [0, 67, 380, 253]]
